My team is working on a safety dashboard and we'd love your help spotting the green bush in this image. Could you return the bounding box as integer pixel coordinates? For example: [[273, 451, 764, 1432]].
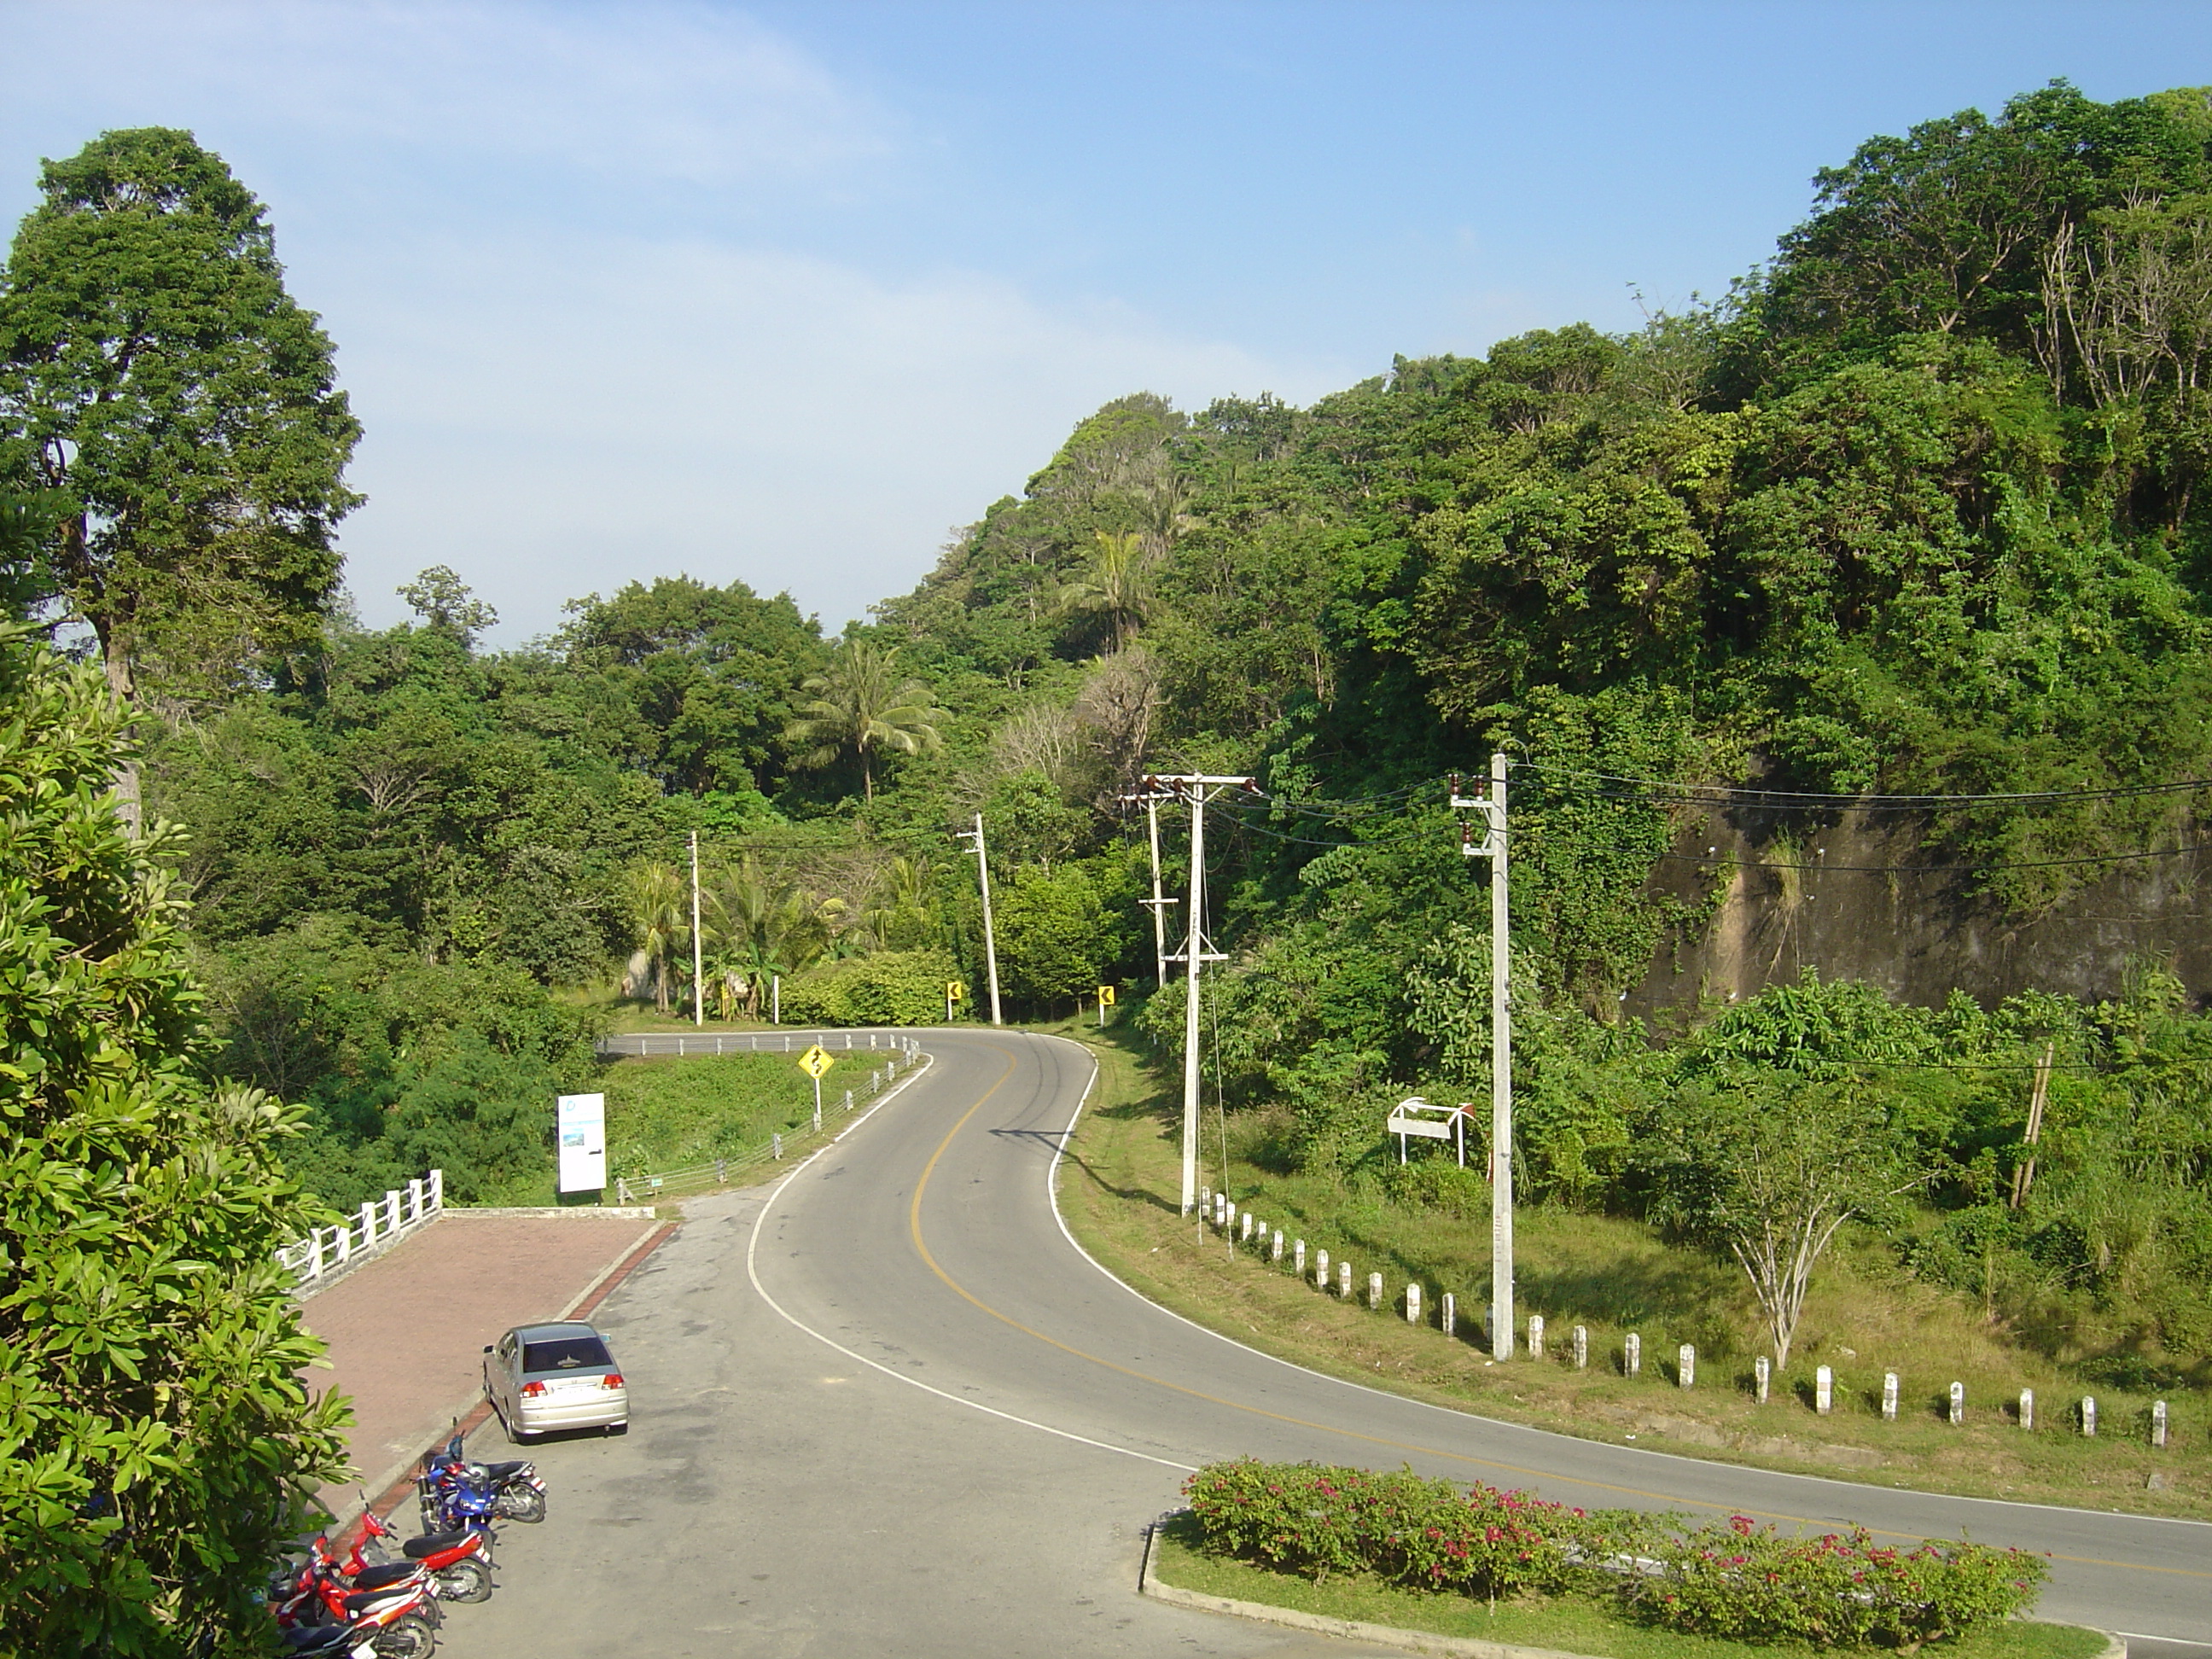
[[778, 947, 957, 1027], [1632, 1516, 2048, 1650], [1182, 1459, 1650, 1598], [1182, 1461, 2046, 1650]]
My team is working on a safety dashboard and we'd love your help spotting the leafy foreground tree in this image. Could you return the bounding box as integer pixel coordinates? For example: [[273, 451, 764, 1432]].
[[0, 630, 348, 1656]]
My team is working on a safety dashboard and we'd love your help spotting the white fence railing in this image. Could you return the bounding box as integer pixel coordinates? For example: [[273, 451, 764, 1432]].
[[605, 1036, 924, 1202], [279, 1170, 445, 1288], [597, 1028, 925, 1059]]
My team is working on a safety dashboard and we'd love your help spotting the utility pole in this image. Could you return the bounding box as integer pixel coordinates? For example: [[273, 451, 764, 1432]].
[[1138, 788, 1177, 990], [1452, 754, 1512, 1359], [956, 814, 1004, 1025], [1149, 773, 1255, 1214], [689, 830, 705, 1027]]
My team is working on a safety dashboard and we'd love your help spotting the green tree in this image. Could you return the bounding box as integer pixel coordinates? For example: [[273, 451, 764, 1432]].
[[0, 629, 348, 1654], [1057, 528, 1155, 649], [783, 639, 946, 800], [622, 860, 688, 1015], [397, 565, 498, 646], [995, 863, 1111, 1008], [0, 128, 361, 822]]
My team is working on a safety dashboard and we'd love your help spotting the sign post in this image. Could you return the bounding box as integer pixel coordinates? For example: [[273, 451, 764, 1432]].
[[1385, 1097, 1466, 1167], [556, 1092, 607, 1196], [1097, 984, 1115, 1027], [798, 1042, 835, 1126]]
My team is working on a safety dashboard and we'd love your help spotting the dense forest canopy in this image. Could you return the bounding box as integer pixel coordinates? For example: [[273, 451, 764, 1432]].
[[5, 84, 2212, 1440]]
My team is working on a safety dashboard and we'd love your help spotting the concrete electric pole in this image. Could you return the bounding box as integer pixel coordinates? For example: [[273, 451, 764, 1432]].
[[956, 814, 1004, 1025], [1452, 754, 1512, 1359], [1147, 773, 1254, 1214], [690, 829, 705, 1027]]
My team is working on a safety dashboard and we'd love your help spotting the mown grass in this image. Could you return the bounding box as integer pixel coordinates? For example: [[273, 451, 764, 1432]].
[[471, 1051, 823, 1206], [1055, 1031, 2211, 1522], [1146, 1521, 2106, 1659]]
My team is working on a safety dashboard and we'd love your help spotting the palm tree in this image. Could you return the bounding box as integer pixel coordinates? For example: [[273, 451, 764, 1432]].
[[1057, 529, 1155, 650], [705, 856, 847, 1012], [621, 860, 689, 1015], [783, 641, 947, 800]]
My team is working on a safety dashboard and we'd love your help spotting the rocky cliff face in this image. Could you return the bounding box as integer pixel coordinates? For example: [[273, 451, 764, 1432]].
[[1627, 809, 2212, 1019]]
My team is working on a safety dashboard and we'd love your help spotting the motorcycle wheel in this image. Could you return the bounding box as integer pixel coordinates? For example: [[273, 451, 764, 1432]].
[[495, 1486, 546, 1523], [371, 1613, 435, 1659], [434, 1557, 492, 1603]]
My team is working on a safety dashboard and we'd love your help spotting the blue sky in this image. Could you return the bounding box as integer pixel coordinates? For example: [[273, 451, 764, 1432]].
[[3, 1, 2210, 642]]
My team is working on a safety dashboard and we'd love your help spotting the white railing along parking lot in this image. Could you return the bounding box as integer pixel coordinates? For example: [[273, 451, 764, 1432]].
[[278, 1170, 444, 1288]]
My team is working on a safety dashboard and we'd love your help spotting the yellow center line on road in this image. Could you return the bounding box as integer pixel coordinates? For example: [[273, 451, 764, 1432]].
[[905, 1039, 2212, 1581]]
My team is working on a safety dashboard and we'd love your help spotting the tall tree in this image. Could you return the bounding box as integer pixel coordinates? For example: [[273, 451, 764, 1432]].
[[0, 128, 360, 822], [1057, 529, 1155, 650], [783, 639, 946, 800]]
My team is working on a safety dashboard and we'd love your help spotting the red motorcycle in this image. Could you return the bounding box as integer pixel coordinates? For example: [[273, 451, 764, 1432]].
[[348, 1502, 494, 1603], [270, 1543, 439, 1659]]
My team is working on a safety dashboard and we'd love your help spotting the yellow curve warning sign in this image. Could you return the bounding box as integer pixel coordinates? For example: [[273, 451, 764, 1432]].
[[798, 1044, 835, 1080]]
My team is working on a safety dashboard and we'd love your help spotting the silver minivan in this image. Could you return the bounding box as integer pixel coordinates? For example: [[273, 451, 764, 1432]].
[[483, 1320, 629, 1441]]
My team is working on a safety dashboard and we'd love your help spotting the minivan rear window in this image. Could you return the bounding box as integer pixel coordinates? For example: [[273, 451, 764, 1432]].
[[522, 1336, 612, 1373]]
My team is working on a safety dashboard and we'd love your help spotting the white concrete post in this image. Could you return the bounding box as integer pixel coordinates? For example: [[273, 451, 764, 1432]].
[[359, 1201, 377, 1247], [1678, 1344, 1695, 1388], [2020, 1388, 2034, 1431], [1816, 1365, 1834, 1415], [616, 1176, 629, 1203], [1949, 1382, 1965, 1425], [772, 1132, 783, 1160], [1296, 1240, 1307, 1277], [2154, 1399, 2168, 1448], [1624, 1332, 1640, 1377], [408, 1177, 424, 1222], [1272, 1230, 1284, 1263], [1367, 1271, 1383, 1310], [429, 1168, 444, 1209], [2082, 1396, 2098, 1437], [1528, 1314, 1544, 1358], [1883, 1372, 1899, 1420], [1241, 1212, 1253, 1243], [1754, 1355, 1770, 1403], [1338, 1261, 1353, 1299], [334, 1225, 350, 1265], [1200, 1185, 1210, 1215], [1442, 1292, 1456, 1337], [1573, 1324, 1588, 1371], [1406, 1284, 1421, 1324]]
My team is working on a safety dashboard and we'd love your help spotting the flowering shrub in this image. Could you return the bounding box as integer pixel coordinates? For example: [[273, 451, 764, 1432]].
[[1629, 1516, 2049, 1651], [1180, 1459, 1650, 1597], [1180, 1463, 2046, 1649]]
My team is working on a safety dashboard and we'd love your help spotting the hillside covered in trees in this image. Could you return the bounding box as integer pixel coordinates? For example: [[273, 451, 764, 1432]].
[[12, 86, 2212, 1394]]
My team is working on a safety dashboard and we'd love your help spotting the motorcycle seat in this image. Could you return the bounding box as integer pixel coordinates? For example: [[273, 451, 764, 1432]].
[[341, 1588, 405, 1618], [349, 1563, 416, 1591], [402, 1530, 472, 1559], [282, 1628, 355, 1655], [480, 1460, 532, 1479]]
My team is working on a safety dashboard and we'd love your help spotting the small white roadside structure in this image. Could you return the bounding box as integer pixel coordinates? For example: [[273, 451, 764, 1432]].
[[1387, 1096, 1469, 1167]]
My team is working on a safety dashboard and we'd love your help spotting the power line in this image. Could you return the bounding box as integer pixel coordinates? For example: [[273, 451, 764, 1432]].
[[1656, 842, 2207, 874], [1516, 761, 2212, 812]]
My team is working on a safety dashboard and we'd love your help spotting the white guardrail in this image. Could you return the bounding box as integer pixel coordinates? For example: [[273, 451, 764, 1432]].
[[597, 1028, 919, 1059], [278, 1170, 445, 1289]]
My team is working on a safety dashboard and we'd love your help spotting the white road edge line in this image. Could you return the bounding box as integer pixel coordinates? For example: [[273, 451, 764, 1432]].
[[1031, 1032, 2212, 1535], [743, 1036, 1196, 1475], [2116, 1636, 2212, 1650]]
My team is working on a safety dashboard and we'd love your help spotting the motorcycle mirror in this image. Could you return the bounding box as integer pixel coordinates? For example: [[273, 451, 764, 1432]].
[[482, 1345, 492, 1353]]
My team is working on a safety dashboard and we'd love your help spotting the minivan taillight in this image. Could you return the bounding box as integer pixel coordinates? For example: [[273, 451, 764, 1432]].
[[521, 1381, 547, 1398], [602, 1372, 624, 1389]]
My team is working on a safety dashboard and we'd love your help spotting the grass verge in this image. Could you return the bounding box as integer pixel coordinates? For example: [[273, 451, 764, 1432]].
[[1145, 1519, 2105, 1659], [1052, 1031, 2209, 1522]]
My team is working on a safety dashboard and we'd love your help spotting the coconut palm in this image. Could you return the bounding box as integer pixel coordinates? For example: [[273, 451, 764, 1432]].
[[783, 641, 947, 801], [1056, 529, 1155, 650], [621, 860, 689, 1015], [705, 856, 847, 1012]]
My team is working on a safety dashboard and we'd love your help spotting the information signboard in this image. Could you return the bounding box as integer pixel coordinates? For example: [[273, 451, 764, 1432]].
[[556, 1091, 607, 1193]]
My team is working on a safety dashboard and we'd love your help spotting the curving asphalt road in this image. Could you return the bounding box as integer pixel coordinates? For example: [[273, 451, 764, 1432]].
[[446, 1030, 2211, 1656]]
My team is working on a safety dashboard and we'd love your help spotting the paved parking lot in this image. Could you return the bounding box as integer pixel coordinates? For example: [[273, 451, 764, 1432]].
[[299, 1209, 668, 1514]]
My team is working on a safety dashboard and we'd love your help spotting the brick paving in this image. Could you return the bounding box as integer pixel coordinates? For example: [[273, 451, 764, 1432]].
[[299, 1211, 663, 1514]]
